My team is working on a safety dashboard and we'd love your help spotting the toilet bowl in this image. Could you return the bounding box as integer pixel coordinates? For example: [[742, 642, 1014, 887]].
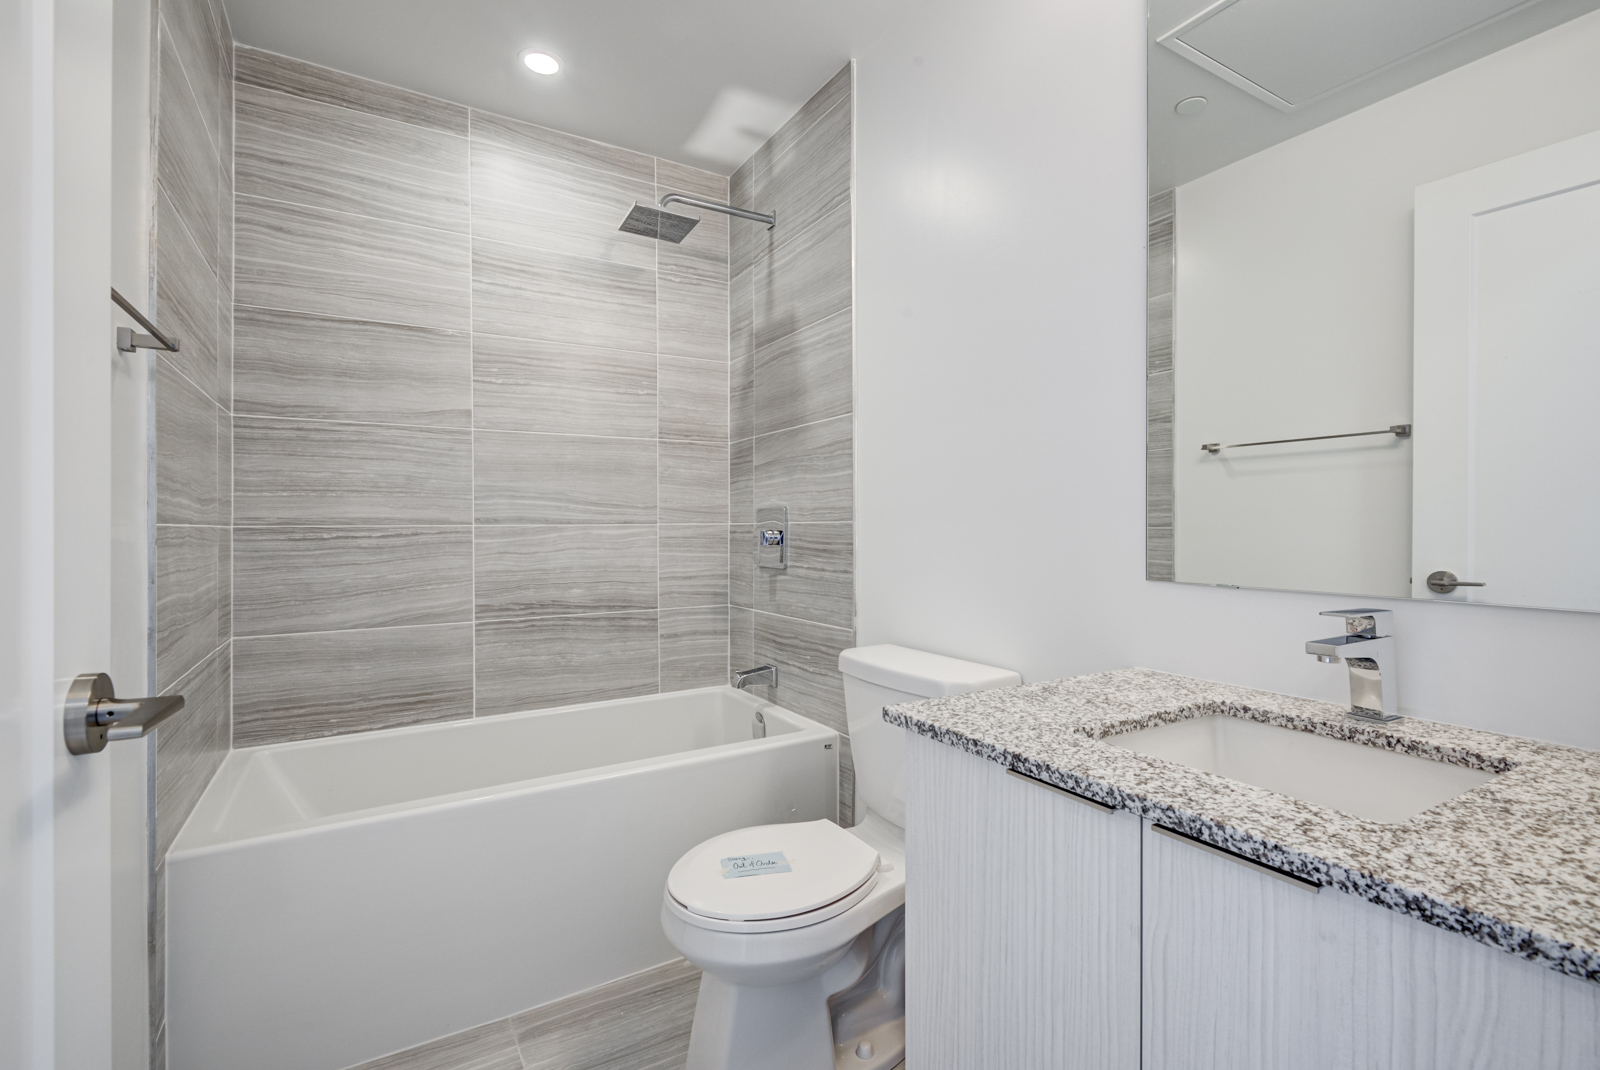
[[661, 645, 1021, 1070]]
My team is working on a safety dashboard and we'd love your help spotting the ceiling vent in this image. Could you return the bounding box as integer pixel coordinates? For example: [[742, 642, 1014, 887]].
[[1158, 0, 1540, 111]]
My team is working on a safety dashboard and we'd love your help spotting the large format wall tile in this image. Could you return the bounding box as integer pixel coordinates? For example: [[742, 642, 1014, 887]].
[[752, 202, 851, 351], [662, 606, 729, 692], [753, 522, 853, 631], [472, 335, 656, 439], [475, 525, 657, 620], [757, 95, 850, 256], [236, 45, 468, 135], [730, 162, 758, 280], [155, 642, 230, 860], [660, 524, 729, 609], [236, 195, 471, 330], [752, 414, 853, 523], [752, 308, 852, 437], [753, 608, 856, 824], [656, 159, 730, 285], [729, 524, 754, 609], [474, 431, 656, 525], [234, 624, 475, 745], [730, 606, 755, 676], [155, 188, 221, 402], [659, 356, 728, 444], [730, 437, 753, 526], [470, 140, 654, 268], [474, 613, 659, 716], [753, 64, 852, 185], [658, 269, 729, 362], [163, 0, 226, 149], [235, 418, 472, 526], [753, 611, 854, 736], [468, 109, 654, 183], [234, 307, 472, 427], [158, 28, 220, 276], [155, 357, 224, 525], [234, 527, 473, 636], [236, 83, 470, 232], [472, 240, 655, 353], [660, 439, 730, 523], [154, 523, 229, 691]]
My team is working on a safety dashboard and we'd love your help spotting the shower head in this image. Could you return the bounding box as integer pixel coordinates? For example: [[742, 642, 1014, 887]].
[[619, 202, 700, 244], [619, 193, 776, 243]]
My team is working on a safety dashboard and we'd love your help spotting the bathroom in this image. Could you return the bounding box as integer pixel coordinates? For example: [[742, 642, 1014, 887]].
[[4, 0, 1599, 1067]]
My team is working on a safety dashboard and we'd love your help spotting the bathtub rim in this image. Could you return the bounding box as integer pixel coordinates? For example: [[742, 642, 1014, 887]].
[[168, 686, 838, 861]]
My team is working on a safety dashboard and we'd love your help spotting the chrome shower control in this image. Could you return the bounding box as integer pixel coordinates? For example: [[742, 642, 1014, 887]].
[[756, 504, 788, 570]]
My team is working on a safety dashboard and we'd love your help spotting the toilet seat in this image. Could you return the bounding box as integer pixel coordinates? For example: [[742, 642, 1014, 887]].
[[667, 819, 881, 934]]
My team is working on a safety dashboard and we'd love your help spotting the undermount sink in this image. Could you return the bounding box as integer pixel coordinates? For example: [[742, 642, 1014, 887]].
[[1105, 715, 1497, 823]]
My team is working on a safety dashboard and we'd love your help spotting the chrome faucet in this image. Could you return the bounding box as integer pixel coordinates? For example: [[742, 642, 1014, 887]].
[[732, 665, 778, 691], [1306, 609, 1400, 722]]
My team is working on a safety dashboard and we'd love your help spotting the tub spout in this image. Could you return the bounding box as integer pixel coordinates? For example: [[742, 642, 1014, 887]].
[[733, 665, 778, 691]]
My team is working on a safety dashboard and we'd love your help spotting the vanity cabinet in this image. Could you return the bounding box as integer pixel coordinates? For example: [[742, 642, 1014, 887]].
[[908, 736, 1600, 1070], [905, 735, 1142, 1070]]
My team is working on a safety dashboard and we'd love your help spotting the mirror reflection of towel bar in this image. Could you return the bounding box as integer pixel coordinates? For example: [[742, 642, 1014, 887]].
[[1201, 424, 1410, 454]]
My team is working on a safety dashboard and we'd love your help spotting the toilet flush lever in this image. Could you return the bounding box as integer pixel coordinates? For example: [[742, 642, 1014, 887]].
[[63, 673, 185, 755]]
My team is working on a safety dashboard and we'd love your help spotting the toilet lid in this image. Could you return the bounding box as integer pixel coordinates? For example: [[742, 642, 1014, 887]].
[[667, 819, 881, 922]]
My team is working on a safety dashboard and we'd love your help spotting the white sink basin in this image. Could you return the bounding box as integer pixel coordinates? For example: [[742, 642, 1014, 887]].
[[1105, 715, 1496, 823]]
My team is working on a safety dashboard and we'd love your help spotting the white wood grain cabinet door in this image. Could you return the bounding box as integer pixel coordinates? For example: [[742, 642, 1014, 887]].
[[1412, 128, 1600, 612], [904, 735, 1141, 1070], [1141, 821, 1600, 1069]]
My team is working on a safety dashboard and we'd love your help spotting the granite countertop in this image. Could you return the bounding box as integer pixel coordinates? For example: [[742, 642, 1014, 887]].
[[884, 667, 1600, 983]]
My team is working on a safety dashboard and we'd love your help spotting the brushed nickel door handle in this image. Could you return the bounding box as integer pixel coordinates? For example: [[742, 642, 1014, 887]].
[[63, 673, 185, 755], [1426, 571, 1487, 594]]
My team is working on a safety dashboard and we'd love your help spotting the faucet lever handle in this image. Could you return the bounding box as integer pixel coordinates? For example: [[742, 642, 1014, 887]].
[[1317, 608, 1393, 638]]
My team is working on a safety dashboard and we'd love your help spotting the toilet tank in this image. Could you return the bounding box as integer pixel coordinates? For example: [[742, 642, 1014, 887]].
[[838, 645, 1022, 829]]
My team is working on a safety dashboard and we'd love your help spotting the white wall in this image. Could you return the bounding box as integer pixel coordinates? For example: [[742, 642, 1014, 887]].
[[853, 0, 1600, 751], [1171, 9, 1600, 598]]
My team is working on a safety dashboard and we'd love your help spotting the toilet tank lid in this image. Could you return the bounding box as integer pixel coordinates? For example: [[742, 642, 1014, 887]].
[[838, 644, 1021, 698]]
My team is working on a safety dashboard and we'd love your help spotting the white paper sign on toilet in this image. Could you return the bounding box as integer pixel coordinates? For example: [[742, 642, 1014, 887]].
[[720, 852, 791, 878]]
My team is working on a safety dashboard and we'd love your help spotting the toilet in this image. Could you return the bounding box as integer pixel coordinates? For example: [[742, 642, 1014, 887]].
[[660, 644, 1022, 1070]]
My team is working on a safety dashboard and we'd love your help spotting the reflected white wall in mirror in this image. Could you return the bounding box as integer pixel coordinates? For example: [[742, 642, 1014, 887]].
[[1148, 0, 1600, 612]]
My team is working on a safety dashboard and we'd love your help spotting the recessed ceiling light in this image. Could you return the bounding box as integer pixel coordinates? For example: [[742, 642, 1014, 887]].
[[521, 50, 560, 76], [1175, 96, 1208, 116]]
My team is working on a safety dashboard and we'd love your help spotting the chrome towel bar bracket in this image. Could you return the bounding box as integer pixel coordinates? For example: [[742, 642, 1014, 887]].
[[1202, 423, 1410, 454], [111, 286, 180, 353]]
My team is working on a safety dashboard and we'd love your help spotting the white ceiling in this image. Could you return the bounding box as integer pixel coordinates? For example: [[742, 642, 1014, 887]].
[[221, 0, 923, 174], [1149, 0, 1600, 190]]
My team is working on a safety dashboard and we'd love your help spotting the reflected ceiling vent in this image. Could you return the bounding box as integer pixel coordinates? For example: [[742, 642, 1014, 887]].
[[1158, 0, 1540, 111]]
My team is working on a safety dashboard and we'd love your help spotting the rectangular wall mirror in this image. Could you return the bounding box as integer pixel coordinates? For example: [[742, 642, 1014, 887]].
[[1147, 0, 1600, 613]]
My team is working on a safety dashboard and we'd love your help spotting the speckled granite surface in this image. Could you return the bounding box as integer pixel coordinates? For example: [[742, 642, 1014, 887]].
[[884, 668, 1600, 983]]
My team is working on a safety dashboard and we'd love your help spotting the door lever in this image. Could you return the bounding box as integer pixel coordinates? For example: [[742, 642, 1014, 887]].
[[1426, 571, 1487, 594], [63, 672, 185, 755]]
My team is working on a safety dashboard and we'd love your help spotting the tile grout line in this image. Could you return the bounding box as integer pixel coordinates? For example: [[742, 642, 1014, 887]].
[[468, 107, 478, 721], [654, 158, 663, 697], [749, 410, 853, 443]]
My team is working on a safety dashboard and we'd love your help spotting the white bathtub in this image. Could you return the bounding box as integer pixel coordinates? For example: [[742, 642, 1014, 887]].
[[166, 687, 838, 1070]]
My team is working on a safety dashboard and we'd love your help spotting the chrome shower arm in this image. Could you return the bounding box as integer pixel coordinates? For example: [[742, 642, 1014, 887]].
[[660, 192, 775, 230]]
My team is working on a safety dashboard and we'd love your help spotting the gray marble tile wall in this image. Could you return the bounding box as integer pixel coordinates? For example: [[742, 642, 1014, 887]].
[[231, 48, 731, 746], [1147, 190, 1176, 582], [729, 65, 857, 823], [149, 0, 234, 1064]]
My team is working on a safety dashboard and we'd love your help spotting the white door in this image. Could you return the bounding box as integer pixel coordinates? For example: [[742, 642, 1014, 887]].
[[3, 0, 121, 1067], [1413, 128, 1600, 611]]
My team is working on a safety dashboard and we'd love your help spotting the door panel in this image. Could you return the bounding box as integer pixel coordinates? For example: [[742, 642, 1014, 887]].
[[1413, 128, 1600, 611]]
